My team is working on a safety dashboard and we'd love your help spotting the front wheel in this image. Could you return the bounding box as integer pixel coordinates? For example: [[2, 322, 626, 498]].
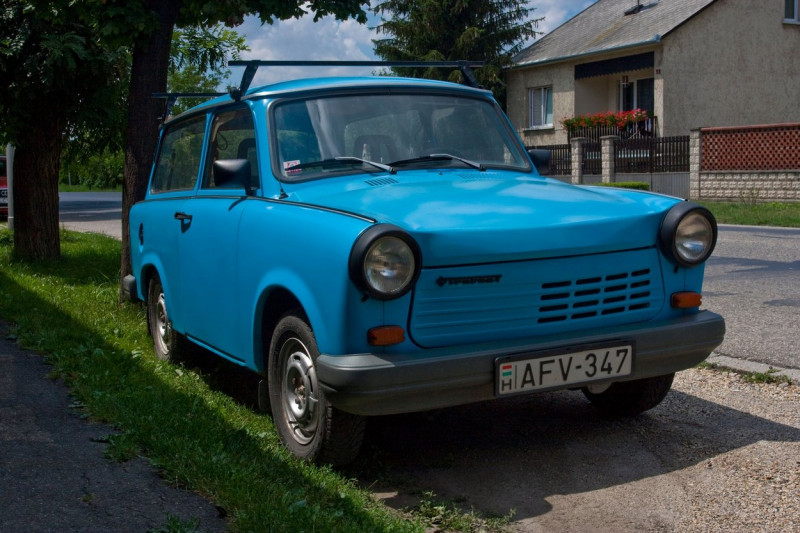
[[267, 311, 365, 466], [582, 373, 675, 417]]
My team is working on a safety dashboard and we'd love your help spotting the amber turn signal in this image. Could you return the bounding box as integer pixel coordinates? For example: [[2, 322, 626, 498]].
[[671, 292, 702, 309], [368, 326, 406, 346]]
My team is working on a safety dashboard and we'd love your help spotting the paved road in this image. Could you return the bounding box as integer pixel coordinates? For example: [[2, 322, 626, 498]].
[[59, 191, 123, 240], [703, 225, 800, 370]]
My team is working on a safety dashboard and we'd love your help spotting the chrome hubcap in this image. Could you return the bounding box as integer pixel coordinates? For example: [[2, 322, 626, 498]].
[[280, 338, 319, 445], [154, 291, 171, 353]]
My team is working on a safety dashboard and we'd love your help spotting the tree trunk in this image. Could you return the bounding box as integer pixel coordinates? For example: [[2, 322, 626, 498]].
[[13, 110, 63, 261], [120, 0, 181, 299]]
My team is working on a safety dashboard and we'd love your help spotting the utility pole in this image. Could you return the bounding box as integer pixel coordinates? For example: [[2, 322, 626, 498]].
[[4, 144, 13, 231]]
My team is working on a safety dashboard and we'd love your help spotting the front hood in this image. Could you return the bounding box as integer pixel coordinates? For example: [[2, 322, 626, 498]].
[[289, 170, 681, 266]]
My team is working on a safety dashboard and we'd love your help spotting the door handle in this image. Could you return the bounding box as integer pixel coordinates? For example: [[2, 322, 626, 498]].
[[174, 211, 193, 221]]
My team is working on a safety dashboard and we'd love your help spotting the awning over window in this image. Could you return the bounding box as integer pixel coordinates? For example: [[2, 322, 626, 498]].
[[575, 52, 654, 79]]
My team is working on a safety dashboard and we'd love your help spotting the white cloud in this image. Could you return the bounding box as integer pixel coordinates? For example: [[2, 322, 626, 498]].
[[225, 1, 598, 89], [229, 12, 379, 87]]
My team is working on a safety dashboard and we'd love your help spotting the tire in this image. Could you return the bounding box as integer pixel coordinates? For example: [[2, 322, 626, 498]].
[[267, 311, 365, 466], [146, 274, 191, 363], [582, 373, 675, 417]]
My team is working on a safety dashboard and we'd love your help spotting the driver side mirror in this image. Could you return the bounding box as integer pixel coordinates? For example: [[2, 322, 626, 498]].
[[213, 159, 254, 195]]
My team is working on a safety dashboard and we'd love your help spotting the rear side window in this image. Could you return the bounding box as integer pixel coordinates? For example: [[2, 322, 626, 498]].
[[151, 115, 207, 194]]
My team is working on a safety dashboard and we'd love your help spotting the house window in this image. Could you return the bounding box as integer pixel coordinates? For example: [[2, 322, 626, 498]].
[[786, 0, 799, 21], [620, 78, 654, 116], [529, 86, 553, 129]]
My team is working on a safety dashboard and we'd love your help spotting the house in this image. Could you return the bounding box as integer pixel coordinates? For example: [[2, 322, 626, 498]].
[[506, 0, 800, 146]]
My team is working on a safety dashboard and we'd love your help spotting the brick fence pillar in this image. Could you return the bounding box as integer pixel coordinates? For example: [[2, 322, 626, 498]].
[[570, 137, 586, 184], [689, 128, 702, 199], [600, 135, 618, 183]]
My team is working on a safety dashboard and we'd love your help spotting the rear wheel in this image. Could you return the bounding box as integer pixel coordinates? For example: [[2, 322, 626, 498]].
[[268, 311, 365, 466], [582, 373, 675, 416], [146, 274, 191, 363]]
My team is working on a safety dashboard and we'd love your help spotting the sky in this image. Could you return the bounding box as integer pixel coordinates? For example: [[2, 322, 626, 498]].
[[225, 1, 598, 87]]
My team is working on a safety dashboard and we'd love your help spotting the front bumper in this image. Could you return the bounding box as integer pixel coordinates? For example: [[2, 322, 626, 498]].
[[316, 310, 725, 416]]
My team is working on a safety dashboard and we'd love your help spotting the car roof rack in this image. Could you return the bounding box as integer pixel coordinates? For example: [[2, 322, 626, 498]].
[[153, 92, 226, 121], [153, 61, 486, 119], [227, 60, 485, 100]]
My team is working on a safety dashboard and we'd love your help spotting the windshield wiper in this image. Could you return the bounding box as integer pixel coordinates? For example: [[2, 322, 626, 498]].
[[334, 156, 396, 174], [390, 153, 485, 171], [288, 157, 395, 174], [430, 153, 485, 171]]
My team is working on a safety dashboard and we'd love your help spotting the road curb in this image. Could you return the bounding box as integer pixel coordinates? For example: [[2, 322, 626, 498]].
[[706, 353, 800, 383]]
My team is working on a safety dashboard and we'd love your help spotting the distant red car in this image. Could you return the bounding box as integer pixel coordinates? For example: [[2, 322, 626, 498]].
[[0, 155, 7, 219]]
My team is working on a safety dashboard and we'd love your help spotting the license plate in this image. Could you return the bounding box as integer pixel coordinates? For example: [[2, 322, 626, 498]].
[[496, 342, 633, 396]]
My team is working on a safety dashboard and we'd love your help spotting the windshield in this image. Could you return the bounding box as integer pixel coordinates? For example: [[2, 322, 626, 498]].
[[271, 92, 530, 181]]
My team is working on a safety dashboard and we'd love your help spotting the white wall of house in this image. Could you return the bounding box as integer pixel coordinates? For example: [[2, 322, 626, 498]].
[[506, 62, 575, 146], [661, 0, 800, 135]]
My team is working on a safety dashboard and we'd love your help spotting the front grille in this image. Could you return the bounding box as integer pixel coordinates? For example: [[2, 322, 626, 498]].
[[537, 268, 653, 323], [409, 249, 663, 348]]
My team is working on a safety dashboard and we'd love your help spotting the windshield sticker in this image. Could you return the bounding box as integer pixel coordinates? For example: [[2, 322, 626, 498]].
[[284, 160, 301, 176]]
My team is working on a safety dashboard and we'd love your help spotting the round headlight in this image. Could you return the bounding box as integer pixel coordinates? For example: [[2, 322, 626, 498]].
[[659, 203, 718, 267], [675, 212, 715, 263], [349, 225, 422, 300], [364, 236, 416, 296]]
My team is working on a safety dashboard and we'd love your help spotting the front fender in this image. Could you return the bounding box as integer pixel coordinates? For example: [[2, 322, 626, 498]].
[[249, 268, 351, 372]]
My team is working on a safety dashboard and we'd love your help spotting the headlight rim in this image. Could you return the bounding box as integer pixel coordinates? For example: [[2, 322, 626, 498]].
[[349, 224, 422, 300], [659, 201, 718, 268]]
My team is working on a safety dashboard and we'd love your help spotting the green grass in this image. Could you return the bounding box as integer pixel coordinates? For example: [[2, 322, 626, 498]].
[[697, 361, 793, 385], [700, 201, 800, 227], [0, 228, 420, 533]]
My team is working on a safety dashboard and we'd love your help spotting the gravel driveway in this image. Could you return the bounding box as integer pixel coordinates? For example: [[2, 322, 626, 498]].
[[361, 367, 800, 532]]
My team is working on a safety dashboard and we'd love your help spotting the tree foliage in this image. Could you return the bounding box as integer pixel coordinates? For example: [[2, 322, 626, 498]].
[[0, 1, 129, 259], [373, 0, 542, 107], [168, 25, 248, 115], [59, 25, 247, 190]]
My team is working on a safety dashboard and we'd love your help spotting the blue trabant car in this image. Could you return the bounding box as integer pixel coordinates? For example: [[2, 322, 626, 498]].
[[124, 62, 725, 465]]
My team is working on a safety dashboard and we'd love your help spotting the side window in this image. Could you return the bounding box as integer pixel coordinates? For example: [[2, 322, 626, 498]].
[[151, 115, 206, 194], [203, 107, 259, 189]]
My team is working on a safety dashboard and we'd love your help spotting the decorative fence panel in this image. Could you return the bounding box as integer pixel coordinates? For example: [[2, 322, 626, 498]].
[[692, 123, 800, 202], [701, 123, 800, 171]]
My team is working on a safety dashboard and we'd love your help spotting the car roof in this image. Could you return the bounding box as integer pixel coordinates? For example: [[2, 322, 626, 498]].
[[166, 75, 494, 124]]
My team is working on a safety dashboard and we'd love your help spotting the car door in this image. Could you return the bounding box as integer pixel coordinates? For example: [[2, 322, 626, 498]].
[[139, 114, 208, 335], [176, 106, 259, 361]]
